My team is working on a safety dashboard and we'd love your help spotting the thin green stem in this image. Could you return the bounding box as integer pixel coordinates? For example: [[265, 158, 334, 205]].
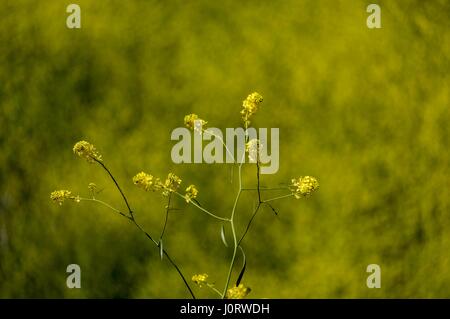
[[93, 159, 196, 299], [237, 158, 263, 250], [128, 211, 197, 299], [129, 214, 195, 299], [207, 283, 223, 298], [159, 193, 172, 240], [174, 192, 230, 221], [222, 202, 238, 297], [93, 158, 133, 217], [256, 160, 262, 203], [222, 155, 245, 298], [262, 194, 294, 203], [78, 197, 131, 220], [237, 203, 261, 247], [79, 195, 196, 299], [203, 129, 235, 164]]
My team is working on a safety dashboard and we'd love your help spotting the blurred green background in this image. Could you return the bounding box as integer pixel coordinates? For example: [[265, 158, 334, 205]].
[[0, 0, 449, 298]]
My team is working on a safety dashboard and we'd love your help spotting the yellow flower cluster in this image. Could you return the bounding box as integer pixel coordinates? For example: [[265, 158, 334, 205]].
[[290, 176, 319, 199], [184, 184, 198, 203], [73, 141, 102, 163], [192, 273, 209, 287], [133, 172, 182, 197], [226, 284, 251, 299], [50, 190, 79, 205], [241, 92, 263, 128], [184, 113, 207, 132], [133, 172, 162, 192], [162, 173, 182, 196]]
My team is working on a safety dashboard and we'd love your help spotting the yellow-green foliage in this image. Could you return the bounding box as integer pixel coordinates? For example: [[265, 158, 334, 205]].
[[0, 0, 449, 298]]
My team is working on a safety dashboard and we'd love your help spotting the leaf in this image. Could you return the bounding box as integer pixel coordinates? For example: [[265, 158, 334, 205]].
[[159, 239, 164, 260], [236, 247, 247, 287], [220, 225, 228, 247]]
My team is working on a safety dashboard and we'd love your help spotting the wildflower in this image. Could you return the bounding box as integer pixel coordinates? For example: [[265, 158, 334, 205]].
[[133, 172, 162, 192], [50, 190, 78, 205], [184, 184, 198, 203], [245, 138, 262, 162], [184, 114, 207, 132], [290, 176, 319, 199], [162, 173, 182, 196], [241, 92, 263, 128], [192, 273, 209, 287], [226, 284, 251, 299], [73, 141, 102, 163]]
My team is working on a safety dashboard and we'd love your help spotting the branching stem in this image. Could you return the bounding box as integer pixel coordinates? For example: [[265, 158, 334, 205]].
[[92, 158, 196, 299]]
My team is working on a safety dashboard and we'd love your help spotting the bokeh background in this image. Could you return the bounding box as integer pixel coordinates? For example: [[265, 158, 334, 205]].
[[0, 0, 449, 298]]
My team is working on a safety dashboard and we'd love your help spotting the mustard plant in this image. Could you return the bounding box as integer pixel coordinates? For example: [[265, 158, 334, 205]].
[[51, 92, 319, 299]]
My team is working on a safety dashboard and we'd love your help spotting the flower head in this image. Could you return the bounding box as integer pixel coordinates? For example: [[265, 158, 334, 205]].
[[73, 141, 102, 163], [290, 176, 319, 199], [226, 284, 251, 299], [241, 92, 263, 128], [133, 172, 162, 192], [192, 273, 209, 287], [50, 190, 79, 205], [162, 173, 182, 196], [133, 171, 182, 196], [245, 139, 262, 163], [184, 184, 198, 203], [184, 114, 207, 132]]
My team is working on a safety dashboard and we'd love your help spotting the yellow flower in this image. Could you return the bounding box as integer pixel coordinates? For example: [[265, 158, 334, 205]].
[[133, 172, 182, 196], [50, 190, 78, 205], [226, 284, 251, 299], [192, 273, 209, 287], [290, 176, 319, 199], [73, 141, 102, 163], [162, 173, 182, 196], [184, 184, 198, 203], [241, 92, 263, 128], [184, 114, 207, 132], [133, 172, 162, 192]]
